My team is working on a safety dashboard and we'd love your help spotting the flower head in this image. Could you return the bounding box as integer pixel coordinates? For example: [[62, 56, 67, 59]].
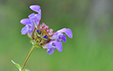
[[20, 5, 73, 55]]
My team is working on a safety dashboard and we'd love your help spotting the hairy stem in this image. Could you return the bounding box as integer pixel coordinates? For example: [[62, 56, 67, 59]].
[[21, 46, 36, 71]]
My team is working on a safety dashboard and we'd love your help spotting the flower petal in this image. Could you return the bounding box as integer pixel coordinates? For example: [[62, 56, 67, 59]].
[[30, 14, 41, 21], [30, 5, 41, 14], [55, 42, 63, 52], [29, 14, 41, 27], [28, 13, 35, 18], [21, 26, 30, 35], [50, 33, 58, 39], [47, 47, 55, 55], [62, 34, 67, 42], [55, 33, 67, 42], [46, 41, 63, 55], [27, 26, 35, 38], [65, 29, 73, 38], [20, 19, 31, 25], [57, 28, 73, 38]]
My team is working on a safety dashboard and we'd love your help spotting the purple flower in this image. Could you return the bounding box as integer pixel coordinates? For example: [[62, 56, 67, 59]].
[[57, 28, 73, 38], [51, 28, 73, 42], [21, 23, 34, 35], [46, 41, 63, 55], [20, 5, 41, 37], [20, 5, 73, 55], [43, 28, 73, 55]]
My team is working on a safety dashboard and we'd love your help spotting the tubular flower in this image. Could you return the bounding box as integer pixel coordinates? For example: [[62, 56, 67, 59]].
[[20, 5, 73, 55]]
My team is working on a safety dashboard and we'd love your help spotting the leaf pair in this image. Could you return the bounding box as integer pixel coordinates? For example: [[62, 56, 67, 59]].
[[11, 60, 30, 71]]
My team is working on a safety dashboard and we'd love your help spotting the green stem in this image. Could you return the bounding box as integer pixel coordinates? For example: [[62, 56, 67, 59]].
[[21, 46, 36, 71]]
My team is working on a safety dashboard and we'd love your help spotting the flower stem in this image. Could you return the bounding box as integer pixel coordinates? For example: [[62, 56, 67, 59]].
[[21, 46, 36, 71]]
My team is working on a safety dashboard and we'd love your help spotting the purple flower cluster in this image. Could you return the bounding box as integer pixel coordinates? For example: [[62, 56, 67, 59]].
[[20, 5, 73, 55]]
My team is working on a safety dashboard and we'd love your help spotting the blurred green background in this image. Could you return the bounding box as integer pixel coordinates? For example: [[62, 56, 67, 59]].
[[0, 0, 113, 71]]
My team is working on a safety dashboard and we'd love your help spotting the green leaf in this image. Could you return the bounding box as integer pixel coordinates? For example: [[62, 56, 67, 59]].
[[22, 69, 30, 71], [11, 60, 21, 70], [11, 60, 30, 71]]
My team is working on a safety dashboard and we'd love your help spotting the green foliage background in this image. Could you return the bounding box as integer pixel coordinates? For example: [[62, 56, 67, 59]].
[[0, 0, 113, 71]]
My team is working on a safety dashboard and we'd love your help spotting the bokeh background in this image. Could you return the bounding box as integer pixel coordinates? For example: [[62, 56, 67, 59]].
[[0, 0, 113, 71]]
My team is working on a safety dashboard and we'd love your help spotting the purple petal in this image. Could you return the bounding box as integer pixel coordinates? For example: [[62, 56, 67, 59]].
[[47, 41, 56, 55], [65, 29, 73, 38], [20, 19, 31, 25], [27, 26, 35, 37], [62, 34, 67, 42], [50, 33, 58, 39], [29, 14, 41, 26], [56, 33, 67, 42], [55, 42, 63, 52], [30, 14, 41, 21], [57, 28, 66, 33], [47, 47, 55, 55], [46, 41, 63, 55], [30, 5, 41, 14], [21, 26, 30, 35], [57, 28, 73, 38], [28, 13, 35, 18]]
